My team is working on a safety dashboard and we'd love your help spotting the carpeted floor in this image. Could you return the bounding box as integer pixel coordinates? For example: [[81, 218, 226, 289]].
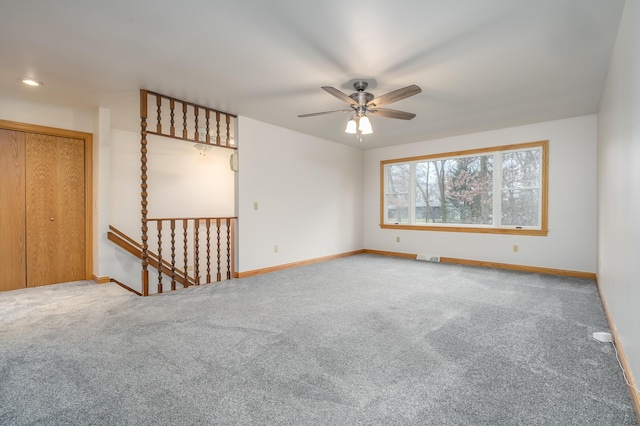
[[0, 254, 636, 425]]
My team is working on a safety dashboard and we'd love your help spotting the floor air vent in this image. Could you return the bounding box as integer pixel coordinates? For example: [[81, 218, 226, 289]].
[[416, 254, 440, 262]]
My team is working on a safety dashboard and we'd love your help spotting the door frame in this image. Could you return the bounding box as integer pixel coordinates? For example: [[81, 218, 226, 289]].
[[0, 119, 93, 281]]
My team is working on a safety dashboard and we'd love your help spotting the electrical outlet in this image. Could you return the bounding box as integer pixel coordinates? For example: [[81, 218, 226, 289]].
[[274, 245, 278, 253], [254, 202, 259, 210], [396, 236, 400, 243], [513, 244, 519, 253], [187, 265, 194, 271]]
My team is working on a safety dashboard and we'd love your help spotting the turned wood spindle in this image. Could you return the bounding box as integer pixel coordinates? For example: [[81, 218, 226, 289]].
[[226, 219, 231, 279], [194, 219, 200, 285], [140, 90, 150, 296], [156, 95, 162, 134], [194, 106, 199, 142], [170, 219, 176, 291], [182, 102, 188, 139], [216, 218, 222, 282], [205, 110, 211, 144], [170, 99, 175, 137], [157, 221, 163, 293], [206, 218, 211, 284], [183, 219, 189, 286], [216, 112, 221, 145]]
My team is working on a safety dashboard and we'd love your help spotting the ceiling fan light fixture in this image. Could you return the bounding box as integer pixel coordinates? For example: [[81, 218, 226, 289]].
[[194, 143, 214, 155], [345, 118, 357, 134], [359, 115, 373, 134]]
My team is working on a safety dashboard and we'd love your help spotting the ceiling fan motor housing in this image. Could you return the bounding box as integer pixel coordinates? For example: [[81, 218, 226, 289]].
[[353, 81, 368, 92], [350, 81, 374, 115]]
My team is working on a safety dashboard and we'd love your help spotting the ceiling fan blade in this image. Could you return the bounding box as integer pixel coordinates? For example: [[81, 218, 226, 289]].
[[367, 84, 422, 108], [322, 86, 360, 107], [368, 108, 416, 120], [298, 109, 352, 118]]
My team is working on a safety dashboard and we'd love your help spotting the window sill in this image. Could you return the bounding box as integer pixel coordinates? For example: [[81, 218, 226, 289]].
[[379, 223, 548, 236]]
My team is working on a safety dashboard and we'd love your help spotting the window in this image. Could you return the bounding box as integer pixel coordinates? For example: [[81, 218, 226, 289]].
[[381, 141, 548, 235]]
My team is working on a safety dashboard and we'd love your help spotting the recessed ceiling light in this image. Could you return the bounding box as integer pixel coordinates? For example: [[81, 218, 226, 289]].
[[21, 78, 43, 87]]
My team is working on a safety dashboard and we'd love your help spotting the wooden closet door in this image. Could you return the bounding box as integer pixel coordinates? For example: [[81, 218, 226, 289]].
[[26, 133, 86, 287], [0, 129, 26, 291]]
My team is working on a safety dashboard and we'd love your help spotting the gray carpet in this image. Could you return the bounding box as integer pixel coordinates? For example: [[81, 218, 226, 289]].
[[0, 254, 636, 425]]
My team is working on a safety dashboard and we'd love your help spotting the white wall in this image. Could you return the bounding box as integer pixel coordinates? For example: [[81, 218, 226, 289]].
[[597, 0, 640, 389], [237, 117, 364, 272], [93, 107, 111, 278], [364, 115, 598, 273], [109, 130, 235, 236], [0, 96, 93, 133]]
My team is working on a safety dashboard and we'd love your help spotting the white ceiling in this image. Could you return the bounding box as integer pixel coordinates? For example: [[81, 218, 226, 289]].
[[0, 0, 625, 149]]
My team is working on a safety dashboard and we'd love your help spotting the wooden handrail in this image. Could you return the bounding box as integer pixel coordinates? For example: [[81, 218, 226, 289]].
[[107, 226, 194, 289], [108, 218, 235, 296], [109, 225, 141, 250]]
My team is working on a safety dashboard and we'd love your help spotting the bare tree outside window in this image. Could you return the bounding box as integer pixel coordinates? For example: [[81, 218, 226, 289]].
[[502, 149, 541, 226], [382, 141, 547, 234], [415, 157, 493, 225], [385, 163, 410, 223]]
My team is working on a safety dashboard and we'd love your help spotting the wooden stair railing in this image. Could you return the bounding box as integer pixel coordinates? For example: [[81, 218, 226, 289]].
[[108, 226, 194, 290], [139, 90, 237, 296], [108, 217, 235, 296]]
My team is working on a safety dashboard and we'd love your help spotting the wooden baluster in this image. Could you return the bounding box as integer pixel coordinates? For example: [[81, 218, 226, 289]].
[[230, 218, 235, 279], [170, 99, 175, 137], [215, 111, 221, 145], [194, 106, 199, 142], [226, 218, 231, 279], [194, 219, 200, 285], [183, 219, 189, 286], [216, 218, 222, 281], [170, 219, 176, 291], [182, 102, 188, 139], [157, 220, 163, 293], [205, 110, 211, 144], [206, 218, 211, 284], [156, 95, 162, 134], [140, 90, 149, 296], [226, 114, 231, 146]]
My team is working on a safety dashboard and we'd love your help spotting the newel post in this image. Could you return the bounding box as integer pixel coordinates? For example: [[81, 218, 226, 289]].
[[140, 90, 150, 296]]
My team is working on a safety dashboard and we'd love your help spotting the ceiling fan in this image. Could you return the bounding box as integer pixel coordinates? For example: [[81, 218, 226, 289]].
[[298, 81, 422, 136]]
